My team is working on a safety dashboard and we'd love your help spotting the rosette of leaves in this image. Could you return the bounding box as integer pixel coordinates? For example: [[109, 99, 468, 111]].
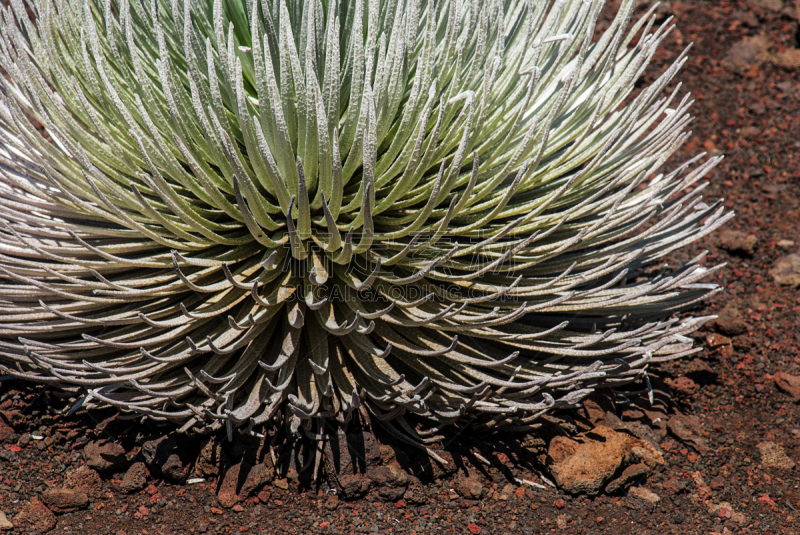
[[0, 0, 730, 445]]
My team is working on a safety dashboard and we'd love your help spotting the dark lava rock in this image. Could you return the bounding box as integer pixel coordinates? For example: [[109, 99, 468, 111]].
[[0, 410, 25, 427], [195, 437, 229, 478], [323, 431, 381, 500], [576, 389, 616, 427], [367, 464, 410, 501], [83, 439, 127, 472], [275, 445, 314, 483], [120, 462, 148, 494], [41, 488, 89, 514], [13, 499, 56, 534], [605, 463, 650, 494], [409, 449, 457, 481], [142, 436, 192, 482], [217, 462, 273, 508], [332, 472, 370, 500]]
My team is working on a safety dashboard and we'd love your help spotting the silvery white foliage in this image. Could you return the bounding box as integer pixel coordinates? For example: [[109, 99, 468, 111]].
[[0, 0, 730, 445]]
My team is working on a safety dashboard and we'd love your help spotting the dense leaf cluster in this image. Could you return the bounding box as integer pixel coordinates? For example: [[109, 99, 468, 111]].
[[0, 0, 729, 447]]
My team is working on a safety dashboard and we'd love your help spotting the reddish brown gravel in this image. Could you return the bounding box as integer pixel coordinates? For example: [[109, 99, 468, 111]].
[[2, 0, 800, 534]]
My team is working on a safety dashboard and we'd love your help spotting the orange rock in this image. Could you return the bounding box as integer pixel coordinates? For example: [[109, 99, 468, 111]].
[[547, 426, 661, 495]]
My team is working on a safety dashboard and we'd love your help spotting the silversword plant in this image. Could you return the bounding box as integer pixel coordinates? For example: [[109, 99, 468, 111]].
[[0, 0, 730, 447]]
